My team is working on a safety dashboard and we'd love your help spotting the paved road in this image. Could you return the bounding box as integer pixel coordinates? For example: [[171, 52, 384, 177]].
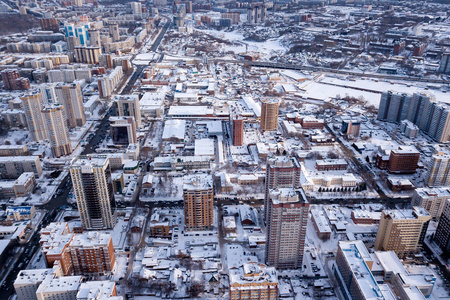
[[213, 59, 450, 84]]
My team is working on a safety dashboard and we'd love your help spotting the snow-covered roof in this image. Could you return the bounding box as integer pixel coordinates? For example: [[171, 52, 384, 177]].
[[194, 138, 215, 156], [162, 119, 186, 140]]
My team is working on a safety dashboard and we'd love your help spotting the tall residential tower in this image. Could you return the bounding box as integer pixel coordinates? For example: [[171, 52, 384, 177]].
[[70, 156, 116, 230]]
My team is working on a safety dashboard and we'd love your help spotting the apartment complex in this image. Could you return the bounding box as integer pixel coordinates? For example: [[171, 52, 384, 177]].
[[74, 46, 101, 64], [40, 222, 116, 276], [1, 69, 30, 90], [116, 94, 142, 128], [0, 145, 29, 156], [378, 91, 450, 143], [183, 174, 214, 231], [21, 91, 48, 141], [40, 222, 74, 275], [374, 207, 431, 258], [36, 275, 82, 300], [265, 188, 309, 269], [260, 99, 279, 131], [387, 146, 420, 174], [14, 269, 53, 300], [247, 3, 266, 24], [70, 156, 116, 230], [427, 147, 450, 187], [68, 232, 116, 276], [334, 241, 438, 300], [434, 199, 450, 253], [0, 156, 42, 179], [42, 104, 72, 157], [412, 187, 450, 220], [55, 82, 86, 128], [229, 263, 278, 300]]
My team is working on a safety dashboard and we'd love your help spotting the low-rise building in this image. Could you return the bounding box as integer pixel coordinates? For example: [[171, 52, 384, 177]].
[[315, 159, 348, 171], [351, 210, 382, 224], [229, 263, 278, 300], [311, 210, 332, 240], [6, 205, 36, 221]]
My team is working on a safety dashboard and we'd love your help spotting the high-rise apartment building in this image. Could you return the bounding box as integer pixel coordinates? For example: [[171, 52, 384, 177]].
[[40, 18, 59, 32], [387, 146, 420, 174], [378, 91, 450, 143], [1, 69, 19, 90], [21, 91, 48, 141], [42, 104, 72, 158], [130, 1, 142, 14], [374, 207, 431, 258], [87, 29, 101, 48], [65, 23, 90, 46], [116, 94, 142, 128], [70, 156, 116, 230], [439, 52, 450, 74], [110, 116, 137, 146], [412, 187, 450, 220], [74, 46, 101, 64], [434, 199, 450, 253], [1, 69, 30, 90], [174, 4, 186, 28], [260, 99, 279, 131], [341, 118, 361, 138], [247, 3, 266, 24], [40, 83, 58, 105], [55, 82, 86, 128], [183, 174, 214, 231], [109, 23, 120, 42], [230, 109, 244, 146], [67, 232, 115, 275], [265, 188, 309, 269], [265, 156, 301, 220], [427, 148, 450, 187]]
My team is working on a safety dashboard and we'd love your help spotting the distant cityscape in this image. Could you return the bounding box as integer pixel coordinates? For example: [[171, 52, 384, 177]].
[[0, 0, 449, 299]]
